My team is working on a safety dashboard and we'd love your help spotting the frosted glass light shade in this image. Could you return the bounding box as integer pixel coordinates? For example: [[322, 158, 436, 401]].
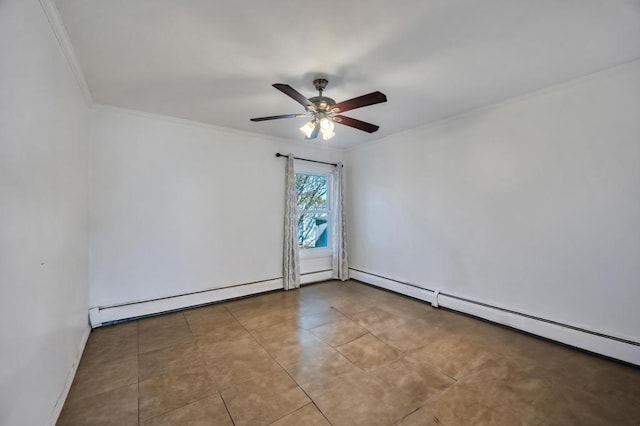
[[319, 118, 335, 140], [299, 120, 316, 138]]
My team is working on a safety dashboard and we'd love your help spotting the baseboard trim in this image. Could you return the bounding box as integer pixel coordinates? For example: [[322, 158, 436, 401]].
[[50, 324, 90, 425], [90, 278, 283, 327], [301, 270, 332, 285], [349, 268, 640, 366], [349, 269, 436, 303], [90, 271, 334, 327]]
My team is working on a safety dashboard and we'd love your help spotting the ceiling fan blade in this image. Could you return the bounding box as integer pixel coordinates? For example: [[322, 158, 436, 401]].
[[250, 114, 306, 122], [333, 115, 380, 133], [273, 84, 314, 109], [306, 124, 320, 140], [330, 91, 387, 113]]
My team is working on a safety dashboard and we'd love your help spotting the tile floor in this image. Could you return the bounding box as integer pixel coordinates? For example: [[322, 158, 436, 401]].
[[57, 280, 640, 425]]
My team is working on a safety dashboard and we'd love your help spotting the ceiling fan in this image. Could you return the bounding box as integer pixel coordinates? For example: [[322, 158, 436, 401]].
[[250, 79, 387, 140]]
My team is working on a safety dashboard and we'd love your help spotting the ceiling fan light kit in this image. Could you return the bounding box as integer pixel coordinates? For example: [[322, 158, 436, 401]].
[[318, 117, 335, 140], [250, 78, 387, 141]]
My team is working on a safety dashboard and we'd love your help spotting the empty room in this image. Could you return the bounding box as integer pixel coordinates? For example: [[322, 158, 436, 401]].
[[2, 0, 640, 425]]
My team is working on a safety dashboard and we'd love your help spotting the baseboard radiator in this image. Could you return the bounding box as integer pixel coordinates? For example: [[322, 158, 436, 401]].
[[349, 268, 640, 366], [89, 270, 332, 327]]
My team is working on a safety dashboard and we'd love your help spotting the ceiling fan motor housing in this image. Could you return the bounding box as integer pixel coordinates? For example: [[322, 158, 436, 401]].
[[308, 96, 336, 113], [308, 79, 336, 114]]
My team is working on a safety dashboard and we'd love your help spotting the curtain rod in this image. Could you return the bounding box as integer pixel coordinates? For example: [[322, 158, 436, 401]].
[[275, 153, 341, 167]]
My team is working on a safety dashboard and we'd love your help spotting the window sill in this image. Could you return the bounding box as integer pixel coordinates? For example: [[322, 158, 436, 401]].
[[299, 248, 331, 259]]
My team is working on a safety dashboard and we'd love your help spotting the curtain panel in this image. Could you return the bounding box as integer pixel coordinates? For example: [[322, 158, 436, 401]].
[[283, 154, 300, 290], [331, 163, 349, 280]]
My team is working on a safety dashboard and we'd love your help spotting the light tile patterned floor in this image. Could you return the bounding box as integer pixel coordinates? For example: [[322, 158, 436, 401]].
[[57, 280, 640, 425]]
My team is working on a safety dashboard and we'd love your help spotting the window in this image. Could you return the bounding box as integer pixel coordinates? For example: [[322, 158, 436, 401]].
[[296, 173, 330, 249]]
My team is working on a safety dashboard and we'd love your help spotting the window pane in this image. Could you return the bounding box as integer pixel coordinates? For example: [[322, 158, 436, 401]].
[[296, 174, 327, 210], [298, 213, 329, 249]]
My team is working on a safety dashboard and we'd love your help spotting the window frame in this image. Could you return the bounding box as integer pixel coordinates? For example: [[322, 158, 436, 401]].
[[294, 163, 332, 259]]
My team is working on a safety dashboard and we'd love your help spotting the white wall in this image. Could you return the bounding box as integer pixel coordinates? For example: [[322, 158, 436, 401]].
[[0, 1, 90, 424], [348, 60, 640, 343], [89, 106, 345, 309]]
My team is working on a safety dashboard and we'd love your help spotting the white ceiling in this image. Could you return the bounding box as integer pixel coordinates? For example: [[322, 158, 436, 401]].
[[55, 0, 640, 148]]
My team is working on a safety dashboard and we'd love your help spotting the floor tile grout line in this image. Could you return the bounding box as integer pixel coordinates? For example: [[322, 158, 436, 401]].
[[222, 304, 288, 424], [183, 310, 196, 335], [232, 298, 336, 425], [332, 330, 372, 349], [166, 310, 236, 424], [256, 343, 336, 425], [194, 308, 239, 425], [138, 312, 213, 423], [402, 350, 459, 384], [140, 392, 224, 423], [396, 405, 422, 424], [195, 340, 236, 424], [311, 401, 334, 426], [253, 294, 445, 424], [217, 391, 236, 426], [265, 401, 333, 426], [62, 280, 640, 424], [235, 287, 336, 425]]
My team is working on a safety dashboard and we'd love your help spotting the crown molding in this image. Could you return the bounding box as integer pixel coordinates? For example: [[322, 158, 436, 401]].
[[348, 56, 640, 152], [92, 103, 348, 154], [38, 0, 93, 106]]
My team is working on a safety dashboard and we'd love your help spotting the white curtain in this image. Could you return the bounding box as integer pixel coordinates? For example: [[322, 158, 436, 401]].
[[331, 163, 349, 280], [283, 154, 300, 290]]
